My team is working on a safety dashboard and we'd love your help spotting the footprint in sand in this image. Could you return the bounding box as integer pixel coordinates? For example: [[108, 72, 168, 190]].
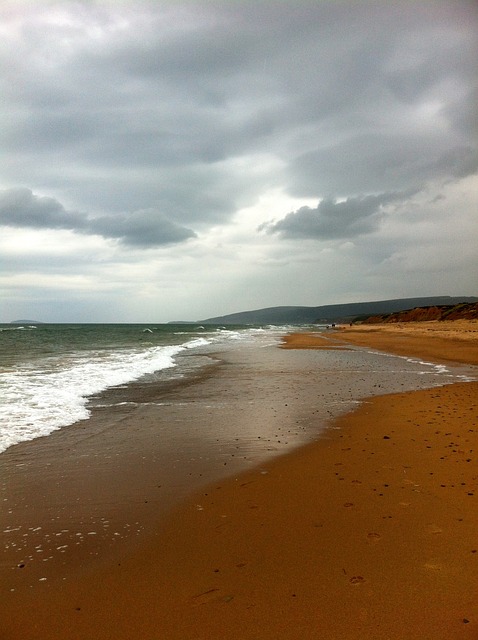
[[349, 576, 365, 584], [426, 524, 443, 535], [191, 588, 221, 605], [366, 532, 382, 543]]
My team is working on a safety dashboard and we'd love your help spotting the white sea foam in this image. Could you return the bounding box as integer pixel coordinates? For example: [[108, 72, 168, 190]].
[[184, 337, 211, 349], [0, 336, 216, 453], [0, 327, 275, 453]]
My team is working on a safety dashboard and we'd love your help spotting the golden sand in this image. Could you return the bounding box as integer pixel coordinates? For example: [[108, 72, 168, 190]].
[[333, 320, 478, 366]]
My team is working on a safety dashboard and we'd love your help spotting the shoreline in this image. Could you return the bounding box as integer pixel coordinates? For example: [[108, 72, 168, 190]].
[[333, 319, 478, 366], [1, 324, 477, 638]]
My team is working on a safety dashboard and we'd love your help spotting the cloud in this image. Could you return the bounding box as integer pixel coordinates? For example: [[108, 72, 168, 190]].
[[0, 188, 196, 247], [288, 138, 478, 198], [90, 208, 196, 246], [3, 2, 474, 219], [0, 1, 477, 321], [261, 192, 411, 240], [0, 187, 86, 230]]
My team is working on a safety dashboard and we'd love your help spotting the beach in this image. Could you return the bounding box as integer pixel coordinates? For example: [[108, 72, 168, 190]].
[[1, 322, 477, 639], [335, 320, 478, 366]]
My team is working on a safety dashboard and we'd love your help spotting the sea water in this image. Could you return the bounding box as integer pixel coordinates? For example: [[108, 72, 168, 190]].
[[0, 322, 282, 454], [1, 323, 475, 456]]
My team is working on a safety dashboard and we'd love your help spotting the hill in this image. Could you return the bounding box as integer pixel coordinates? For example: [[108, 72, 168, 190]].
[[200, 296, 477, 325], [361, 301, 478, 324]]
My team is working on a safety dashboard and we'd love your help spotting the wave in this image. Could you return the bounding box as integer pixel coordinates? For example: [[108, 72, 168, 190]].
[[0, 325, 296, 453], [0, 333, 219, 453]]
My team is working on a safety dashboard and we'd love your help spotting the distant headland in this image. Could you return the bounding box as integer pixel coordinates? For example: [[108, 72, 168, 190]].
[[199, 296, 477, 325]]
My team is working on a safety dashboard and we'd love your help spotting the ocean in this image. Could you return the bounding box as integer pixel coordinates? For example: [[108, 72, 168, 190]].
[[0, 322, 285, 454], [1, 322, 475, 456]]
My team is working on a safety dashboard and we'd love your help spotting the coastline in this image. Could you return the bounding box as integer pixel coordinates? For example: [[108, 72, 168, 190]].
[[1, 323, 477, 639], [333, 319, 478, 366]]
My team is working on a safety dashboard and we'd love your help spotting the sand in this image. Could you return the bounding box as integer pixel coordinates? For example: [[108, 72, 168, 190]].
[[1, 323, 477, 639], [333, 319, 478, 366]]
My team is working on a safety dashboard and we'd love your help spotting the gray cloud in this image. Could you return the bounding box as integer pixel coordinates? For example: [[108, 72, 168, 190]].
[[0, 188, 86, 230], [3, 2, 476, 223], [289, 139, 478, 198], [0, 188, 196, 247], [90, 209, 196, 247], [261, 192, 410, 240], [1, 1, 477, 321]]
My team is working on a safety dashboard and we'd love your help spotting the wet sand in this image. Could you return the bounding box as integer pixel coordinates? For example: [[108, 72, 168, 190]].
[[1, 325, 477, 639]]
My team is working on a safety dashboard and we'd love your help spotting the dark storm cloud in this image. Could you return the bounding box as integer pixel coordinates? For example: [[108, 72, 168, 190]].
[[1, 1, 477, 231], [261, 192, 410, 240], [0, 188, 196, 247]]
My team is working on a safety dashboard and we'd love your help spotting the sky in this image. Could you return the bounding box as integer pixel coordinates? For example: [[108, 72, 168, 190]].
[[1, 0, 477, 323]]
